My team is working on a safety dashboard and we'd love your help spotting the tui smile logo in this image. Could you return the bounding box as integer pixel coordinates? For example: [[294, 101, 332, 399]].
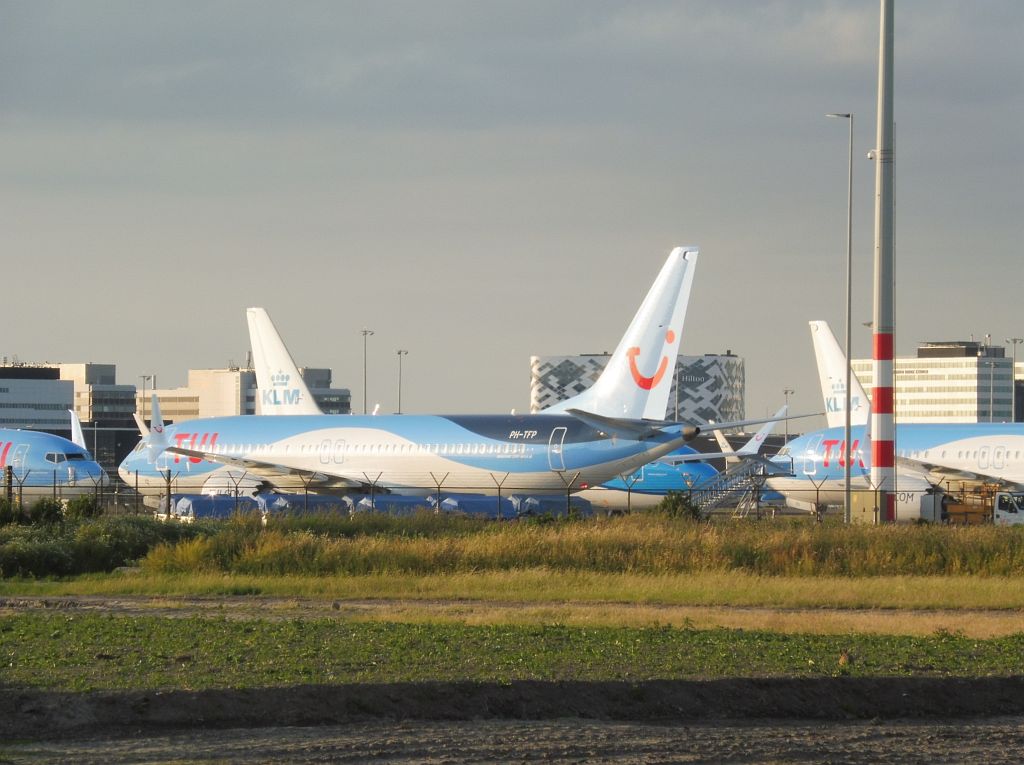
[[627, 329, 675, 390]]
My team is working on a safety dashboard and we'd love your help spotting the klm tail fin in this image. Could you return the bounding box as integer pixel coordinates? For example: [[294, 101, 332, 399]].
[[546, 246, 699, 420], [809, 320, 869, 428], [247, 307, 322, 415]]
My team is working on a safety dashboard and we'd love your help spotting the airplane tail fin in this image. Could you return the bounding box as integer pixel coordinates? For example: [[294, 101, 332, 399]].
[[809, 321, 869, 429], [709, 404, 785, 466], [247, 307, 322, 415], [736, 404, 786, 456], [68, 410, 87, 450], [546, 246, 698, 420]]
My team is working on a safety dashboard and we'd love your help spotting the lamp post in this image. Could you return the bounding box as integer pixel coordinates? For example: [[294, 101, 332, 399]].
[[396, 350, 408, 414], [827, 111, 854, 524], [361, 329, 374, 414], [138, 375, 152, 422], [989, 360, 996, 423], [1007, 338, 1022, 422], [782, 388, 794, 446], [674, 367, 681, 421]]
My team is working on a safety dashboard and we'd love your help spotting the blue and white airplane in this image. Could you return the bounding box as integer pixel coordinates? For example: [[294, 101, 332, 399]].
[[767, 321, 1024, 517], [0, 411, 109, 500], [577, 410, 786, 511], [120, 246, 786, 500], [251, 307, 784, 512]]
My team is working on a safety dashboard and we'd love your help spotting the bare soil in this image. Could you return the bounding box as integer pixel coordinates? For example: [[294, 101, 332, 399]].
[[4, 718, 1024, 764], [3, 594, 1024, 762]]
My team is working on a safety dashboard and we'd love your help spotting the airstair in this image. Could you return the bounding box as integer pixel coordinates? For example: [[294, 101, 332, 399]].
[[691, 458, 788, 516]]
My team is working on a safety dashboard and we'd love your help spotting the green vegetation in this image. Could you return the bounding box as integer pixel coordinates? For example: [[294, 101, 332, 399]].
[[6, 510, 1024, 580], [2, 612, 1022, 693], [140, 511, 1024, 578], [0, 516, 205, 577]]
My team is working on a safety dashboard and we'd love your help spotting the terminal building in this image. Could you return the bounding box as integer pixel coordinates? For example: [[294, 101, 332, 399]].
[[141, 367, 351, 421], [852, 340, 1023, 423], [0, 362, 137, 471], [530, 351, 745, 424], [2, 360, 351, 474]]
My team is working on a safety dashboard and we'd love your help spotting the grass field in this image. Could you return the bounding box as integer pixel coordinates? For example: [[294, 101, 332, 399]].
[[4, 612, 1024, 693], [5, 512, 1024, 695]]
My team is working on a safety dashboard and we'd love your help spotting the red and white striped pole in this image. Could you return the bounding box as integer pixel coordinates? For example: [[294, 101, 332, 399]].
[[871, 0, 896, 522]]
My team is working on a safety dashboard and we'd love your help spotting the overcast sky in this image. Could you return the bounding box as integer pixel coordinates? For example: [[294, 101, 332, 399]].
[[2, 1, 1021, 426]]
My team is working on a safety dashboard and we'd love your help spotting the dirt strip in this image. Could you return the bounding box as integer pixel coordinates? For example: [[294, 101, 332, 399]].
[[3, 677, 1024, 741], [3, 594, 1024, 636]]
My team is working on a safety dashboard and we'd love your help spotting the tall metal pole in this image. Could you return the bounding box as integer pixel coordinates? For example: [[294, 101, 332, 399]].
[[870, 0, 896, 523], [396, 349, 408, 414], [783, 388, 794, 446], [1007, 338, 1023, 422], [989, 360, 995, 422], [361, 329, 374, 414], [139, 375, 152, 422], [828, 112, 854, 524]]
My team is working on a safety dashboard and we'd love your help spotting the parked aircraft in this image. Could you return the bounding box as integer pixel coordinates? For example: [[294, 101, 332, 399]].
[[578, 410, 785, 511], [250, 306, 779, 513], [121, 246, 788, 500], [0, 411, 109, 500], [767, 321, 1024, 517]]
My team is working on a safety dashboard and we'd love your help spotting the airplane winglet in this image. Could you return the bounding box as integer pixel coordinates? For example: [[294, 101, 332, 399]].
[[68, 410, 87, 450]]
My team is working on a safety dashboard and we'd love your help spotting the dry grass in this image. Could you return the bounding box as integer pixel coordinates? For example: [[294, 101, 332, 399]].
[[140, 512, 1024, 577], [336, 601, 1024, 638], [6, 569, 1024, 613]]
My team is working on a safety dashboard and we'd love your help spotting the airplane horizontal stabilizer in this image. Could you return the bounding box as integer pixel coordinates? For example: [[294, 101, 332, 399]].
[[565, 409, 700, 441]]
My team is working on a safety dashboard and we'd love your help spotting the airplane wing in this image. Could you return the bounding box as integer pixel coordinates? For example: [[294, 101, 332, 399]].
[[682, 412, 821, 436], [165, 446, 365, 490], [657, 453, 791, 475], [567, 408, 818, 442], [895, 455, 1021, 488]]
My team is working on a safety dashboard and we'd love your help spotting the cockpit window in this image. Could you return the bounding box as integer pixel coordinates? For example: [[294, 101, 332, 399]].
[[44, 452, 67, 464], [66, 453, 86, 461], [777, 446, 790, 457]]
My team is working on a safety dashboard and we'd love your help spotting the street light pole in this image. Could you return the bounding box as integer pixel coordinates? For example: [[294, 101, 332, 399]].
[[361, 329, 374, 414], [138, 375, 152, 422], [1007, 338, 1022, 422], [783, 388, 794, 446], [396, 350, 408, 414], [827, 111, 854, 524], [989, 360, 996, 423]]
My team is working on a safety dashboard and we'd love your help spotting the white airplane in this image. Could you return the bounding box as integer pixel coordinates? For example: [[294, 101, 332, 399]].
[[0, 411, 109, 500], [120, 246, 788, 500], [767, 321, 1024, 517]]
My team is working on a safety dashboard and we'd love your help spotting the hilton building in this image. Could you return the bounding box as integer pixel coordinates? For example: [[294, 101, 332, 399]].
[[530, 352, 745, 423]]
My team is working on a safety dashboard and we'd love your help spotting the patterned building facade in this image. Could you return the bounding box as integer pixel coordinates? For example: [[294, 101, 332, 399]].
[[530, 352, 745, 423]]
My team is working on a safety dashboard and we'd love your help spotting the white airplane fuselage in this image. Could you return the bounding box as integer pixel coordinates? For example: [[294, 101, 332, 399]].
[[119, 413, 695, 497]]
